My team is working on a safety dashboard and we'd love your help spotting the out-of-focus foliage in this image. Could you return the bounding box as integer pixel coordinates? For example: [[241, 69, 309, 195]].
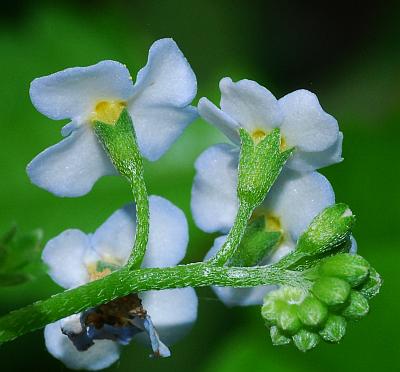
[[0, 227, 44, 286], [0, 1, 399, 371]]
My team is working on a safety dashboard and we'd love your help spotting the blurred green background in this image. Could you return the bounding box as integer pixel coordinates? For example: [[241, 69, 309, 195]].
[[0, 1, 399, 371]]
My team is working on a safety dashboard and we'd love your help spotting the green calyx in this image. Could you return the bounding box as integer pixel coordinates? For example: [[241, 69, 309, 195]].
[[229, 217, 281, 267], [261, 252, 381, 352], [237, 128, 292, 208]]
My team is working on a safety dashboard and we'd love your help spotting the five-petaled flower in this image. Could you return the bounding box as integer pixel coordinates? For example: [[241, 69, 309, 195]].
[[198, 77, 342, 172], [42, 196, 198, 370], [191, 142, 357, 306], [28, 38, 198, 197]]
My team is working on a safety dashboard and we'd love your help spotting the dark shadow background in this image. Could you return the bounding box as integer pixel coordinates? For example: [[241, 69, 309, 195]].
[[0, 1, 399, 371]]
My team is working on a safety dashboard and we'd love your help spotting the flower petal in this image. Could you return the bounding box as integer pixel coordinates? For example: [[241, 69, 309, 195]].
[[30, 60, 134, 121], [129, 104, 198, 161], [279, 89, 339, 152], [350, 235, 357, 254], [198, 97, 240, 144], [27, 126, 116, 197], [287, 132, 343, 172], [219, 77, 282, 132], [138, 288, 198, 345], [42, 229, 93, 289], [129, 38, 198, 161], [132, 38, 197, 107], [191, 144, 239, 233], [91, 205, 136, 266], [143, 195, 189, 268], [44, 322, 120, 371], [264, 170, 335, 240]]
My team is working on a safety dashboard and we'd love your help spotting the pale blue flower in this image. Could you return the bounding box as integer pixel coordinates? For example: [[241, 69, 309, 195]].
[[43, 196, 198, 370], [28, 38, 198, 197], [198, 77, 342, 172]]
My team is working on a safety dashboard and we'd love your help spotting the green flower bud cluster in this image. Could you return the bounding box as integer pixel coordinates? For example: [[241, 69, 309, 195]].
[[261, 253, 381, 352]]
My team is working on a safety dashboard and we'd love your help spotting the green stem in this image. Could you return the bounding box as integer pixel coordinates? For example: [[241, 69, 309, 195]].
[[210, 200, 254, 266], [0, 263, 308, 344]]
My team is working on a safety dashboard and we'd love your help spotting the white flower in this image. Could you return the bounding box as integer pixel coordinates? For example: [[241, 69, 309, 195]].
[[198, 77, 342, 172], [191, 144, 337, 306], [28, 38, 198, 197], [42, 196, 198, 370]]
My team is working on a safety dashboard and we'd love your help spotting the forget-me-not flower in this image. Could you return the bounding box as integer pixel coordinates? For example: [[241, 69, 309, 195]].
[[198, 77, 342, 172], [43, 195, 198, 370], [28, 38, 198, 197]]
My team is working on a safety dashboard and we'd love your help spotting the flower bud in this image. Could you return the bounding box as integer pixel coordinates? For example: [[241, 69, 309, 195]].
[[292, 329, 320, 352], [342, 291, 369, 319], [359, 267, 382, 299], [319, 253, 370, 287], [296, 204, 355, 259], [270, 326, 291, 345], [312, 277, 351, 306], [297, 295, 328, 327], [319, 314, 346, 343], [277, 304, 302, 334]]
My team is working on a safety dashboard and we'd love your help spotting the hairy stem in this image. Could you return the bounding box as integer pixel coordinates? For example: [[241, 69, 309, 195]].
[[210, 200, 254, 266], [0, 263, 308, 344]]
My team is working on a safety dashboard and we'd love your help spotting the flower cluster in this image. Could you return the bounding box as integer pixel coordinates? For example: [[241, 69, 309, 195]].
[[261, 253, 381, 351], [24, 37, 380, 370]]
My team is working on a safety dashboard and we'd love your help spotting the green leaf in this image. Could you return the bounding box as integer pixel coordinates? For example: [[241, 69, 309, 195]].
[[0, 227, 44, 287]]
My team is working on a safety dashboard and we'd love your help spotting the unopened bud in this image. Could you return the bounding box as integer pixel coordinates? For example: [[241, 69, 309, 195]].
[[319, 314, 347, 343], [312, 277, 351, 306], [319, 253, 370, 287], [342, 291, 369, 319], [297, 295, 328, 327], [292, 329, 320, 352]]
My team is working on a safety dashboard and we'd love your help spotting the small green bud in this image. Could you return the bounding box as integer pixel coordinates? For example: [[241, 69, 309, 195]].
[[359, 267, 382, 299], [292, 329, 320, 352], [270, 326, 291, 345], [277, 304, 302, 334], [319, 314, 347, 342], [312, 276, 351, 306], [319, 253, 370, 287], [229, 217, 281, 267], [342, 291, 369, 319], [297, 295, 328, 327], [296, 203, 355, 258], [261, 298, 279, 324]]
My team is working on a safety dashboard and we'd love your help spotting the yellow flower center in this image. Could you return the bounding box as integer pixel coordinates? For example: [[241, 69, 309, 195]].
[[251, 209, 283, 233], [91, 100, 126, 125], [250, 128, 287, 150]]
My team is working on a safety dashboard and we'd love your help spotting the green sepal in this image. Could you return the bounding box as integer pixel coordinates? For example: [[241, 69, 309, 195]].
[[358, 267, 382, 299], [318, 253, 370, 287], [292, 329, 320, 352], [229, 217, 281, 267], [319, 314, 347, 342], [342, 290, 369, 319], [312, 276, 351, 306], [270, 325, 291, 345], [94, 108, 143, 180], [237, 128, 293, 208], [297, 295, 328, 327]]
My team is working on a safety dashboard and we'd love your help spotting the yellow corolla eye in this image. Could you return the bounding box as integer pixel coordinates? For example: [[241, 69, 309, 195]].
[[251, 129, 267, 143], [91, 100, 126, 125]]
